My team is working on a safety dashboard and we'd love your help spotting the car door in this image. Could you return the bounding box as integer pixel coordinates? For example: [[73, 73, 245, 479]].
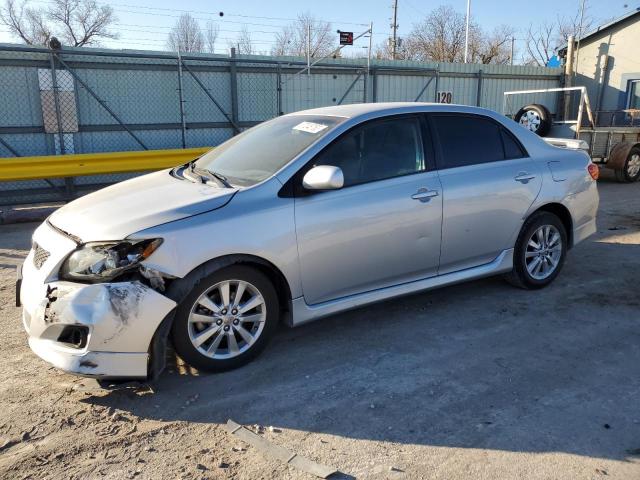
[[429, 113, 542, 274], [294, 115, 443, 305]]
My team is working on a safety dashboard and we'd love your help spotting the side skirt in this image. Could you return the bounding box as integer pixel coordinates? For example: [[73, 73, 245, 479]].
[[290, 249, 514, 327]]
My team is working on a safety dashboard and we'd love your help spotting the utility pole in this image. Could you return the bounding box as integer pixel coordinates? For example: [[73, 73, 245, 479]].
[[366, 21, 373, 102], [464, 0, 471, 63], [307, 23, 311, 76], [391, 0, 398, 59], [367, 21, 373, 74], [510, 36, 515, 65], [563, 34, 575, 121]]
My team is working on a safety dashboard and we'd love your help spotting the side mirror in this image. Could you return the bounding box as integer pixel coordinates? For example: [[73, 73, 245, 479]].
[[302, 165, 344, 190]]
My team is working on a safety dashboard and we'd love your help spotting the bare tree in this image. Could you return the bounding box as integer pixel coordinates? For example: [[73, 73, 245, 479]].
[[524, 21, 556, 66], [524, 8, 594, 66], [374, 37, 417, 60], [0, 0, 50, 45], [204, 21, 218, 54], [557, 8, 594, 43], [167, 13, 203, 53], [272, 13, 334, 58], [379, 5, 514, 64], [0, 0, 117, 46], [229, 25, 253, 55], [403, 5, 469, 62], [48, 0, 117, 47], [473, 25, 515, 64]]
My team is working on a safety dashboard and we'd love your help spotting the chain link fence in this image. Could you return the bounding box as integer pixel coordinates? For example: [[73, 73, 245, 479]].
[[0, 44, 562, 205]]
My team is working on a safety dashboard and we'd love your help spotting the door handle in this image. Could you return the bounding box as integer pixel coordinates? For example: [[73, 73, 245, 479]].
[[514, 172, 536, 183], [411, 188, 439, 202]]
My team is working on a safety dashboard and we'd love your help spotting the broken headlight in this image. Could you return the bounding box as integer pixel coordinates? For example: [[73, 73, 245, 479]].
[[59, 239, 162, 282]]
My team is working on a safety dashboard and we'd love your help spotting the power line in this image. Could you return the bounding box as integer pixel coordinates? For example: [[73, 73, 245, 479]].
[[404, 0, 428, 17], [116, 25, 292, 37], [110, 35, 280, 46], [115, 21, 390, 37], [104, 1, 369, 26], [28, 0, 369, 28]]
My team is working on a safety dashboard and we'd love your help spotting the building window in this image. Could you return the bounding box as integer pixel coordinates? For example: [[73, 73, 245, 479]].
[[628, 80, 640, 109]]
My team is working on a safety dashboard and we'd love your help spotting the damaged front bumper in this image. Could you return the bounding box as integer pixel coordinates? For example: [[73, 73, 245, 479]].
[[20, 222, 176, 379]]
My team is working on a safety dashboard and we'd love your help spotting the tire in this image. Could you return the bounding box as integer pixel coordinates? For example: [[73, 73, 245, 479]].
[[171, 265, 279, 372], [504, 211, 567, 290], [514, 104, 552, 137], [614, 146, 640, 183]]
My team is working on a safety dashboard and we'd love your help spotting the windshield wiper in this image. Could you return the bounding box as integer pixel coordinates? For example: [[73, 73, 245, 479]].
[[208, 171, 232, 188], [188, 161, 232, 188]]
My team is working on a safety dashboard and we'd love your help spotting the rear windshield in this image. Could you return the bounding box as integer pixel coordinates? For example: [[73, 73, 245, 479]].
[[195, 115, 345, 186]]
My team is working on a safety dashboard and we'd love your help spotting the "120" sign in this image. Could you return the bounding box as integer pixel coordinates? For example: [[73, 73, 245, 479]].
[[437, 91, 453, 104]]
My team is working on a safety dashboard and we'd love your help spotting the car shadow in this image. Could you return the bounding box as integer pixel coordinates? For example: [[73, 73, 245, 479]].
[[82, 236, 640, 465]]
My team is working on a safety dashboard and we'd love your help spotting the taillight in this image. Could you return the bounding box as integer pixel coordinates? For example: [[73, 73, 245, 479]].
[[588, 163, 599, 180]]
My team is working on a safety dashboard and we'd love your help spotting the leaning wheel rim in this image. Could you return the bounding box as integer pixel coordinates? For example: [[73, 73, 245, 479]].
[[525, 225, 562, 280], [188, 280, 266, 360], [627, 153, 640, 178], [520, 110, 541, 132]]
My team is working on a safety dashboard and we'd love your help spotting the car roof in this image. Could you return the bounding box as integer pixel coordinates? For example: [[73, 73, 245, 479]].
[[285, 102, 500, 120]]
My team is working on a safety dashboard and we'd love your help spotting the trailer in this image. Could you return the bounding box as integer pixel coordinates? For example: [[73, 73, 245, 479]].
[[503, 86, 640, 183]]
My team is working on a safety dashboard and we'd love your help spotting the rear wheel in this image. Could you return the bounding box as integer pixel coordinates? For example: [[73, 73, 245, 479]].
[[505, 211, 567, 289], [614, 146, 640, 183], [514, 104, 552, 137], [171, 265, 279, 372]]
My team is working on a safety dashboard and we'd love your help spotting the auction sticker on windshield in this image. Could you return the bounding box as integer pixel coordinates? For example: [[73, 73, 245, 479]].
[[293, 121, 329, 134]]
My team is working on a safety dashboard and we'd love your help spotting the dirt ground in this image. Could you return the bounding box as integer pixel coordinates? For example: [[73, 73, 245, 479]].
[[0, 171, 639, 480]]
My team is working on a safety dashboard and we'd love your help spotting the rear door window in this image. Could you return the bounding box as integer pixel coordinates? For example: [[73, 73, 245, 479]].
[[431, 114, 524, 169], [501, 129, 526, 159]]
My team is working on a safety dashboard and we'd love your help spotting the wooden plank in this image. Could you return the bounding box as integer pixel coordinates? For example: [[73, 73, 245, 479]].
[[225, 419, 337, 479]]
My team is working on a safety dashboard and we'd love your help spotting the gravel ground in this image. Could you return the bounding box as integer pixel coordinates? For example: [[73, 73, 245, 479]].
[[0, 171, 639, 480]]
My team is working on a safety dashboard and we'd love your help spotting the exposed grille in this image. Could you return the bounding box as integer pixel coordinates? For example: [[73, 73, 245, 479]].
[[32, 242, 50, 269]]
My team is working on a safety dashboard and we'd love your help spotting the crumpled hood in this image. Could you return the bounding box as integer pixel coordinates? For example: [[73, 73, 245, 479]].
[[49, 169, 236, 241]]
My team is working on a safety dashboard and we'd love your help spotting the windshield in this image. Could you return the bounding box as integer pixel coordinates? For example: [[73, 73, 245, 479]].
[[194, 115, 346, 186]]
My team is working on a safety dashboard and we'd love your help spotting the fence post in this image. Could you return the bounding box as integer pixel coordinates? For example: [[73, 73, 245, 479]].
[[434, 66, 440, 102], [176, 52, 187, 148], [371, 67, 377, 102], [229, 48, 239, 135], [362, 69, 367, 103], [276, 62, 283, 115], [476, 69, 483, 107], [49, 52, 75, 200]]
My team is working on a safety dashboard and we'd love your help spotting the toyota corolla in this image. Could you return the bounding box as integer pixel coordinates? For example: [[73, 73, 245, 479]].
[[18, 103, 599, 380]]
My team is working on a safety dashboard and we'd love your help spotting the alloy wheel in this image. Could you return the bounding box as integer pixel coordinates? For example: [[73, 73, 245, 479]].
[[525, 225, 562, 280], [627, 153, 640, 178], [188, 280, 266, 360], [519, 110, 541, 133]]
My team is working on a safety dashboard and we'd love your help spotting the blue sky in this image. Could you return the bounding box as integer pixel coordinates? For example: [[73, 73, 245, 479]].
[[0, 0, 637, 58]]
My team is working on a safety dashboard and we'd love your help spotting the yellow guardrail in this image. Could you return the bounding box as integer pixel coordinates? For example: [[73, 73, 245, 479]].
[[0, 147, 212, 181]]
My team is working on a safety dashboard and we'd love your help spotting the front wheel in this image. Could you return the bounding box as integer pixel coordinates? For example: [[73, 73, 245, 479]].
[[505, 211, 567, 289], [171, 265, 279, 372]]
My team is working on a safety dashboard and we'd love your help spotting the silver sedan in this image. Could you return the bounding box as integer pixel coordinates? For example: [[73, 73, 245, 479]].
[[20, 103, 599, 379]]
